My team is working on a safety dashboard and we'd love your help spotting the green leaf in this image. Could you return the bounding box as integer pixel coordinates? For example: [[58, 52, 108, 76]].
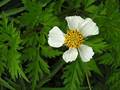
[[85, 38, 107, 53], [0, 78, 15, 90], [41, 46, 63, 58], [105, 0, 119, 15], [63, 58, 101, 90], [20, 0, 42, 27], [40, 11, 60, 29], [27, 57, 49, 90], [0, 7, 25, 18], [83, 0, 95, 7], [98, 53, 113, 65], [106, 71, 120, 90], [22, 31, 39, 46], [83, 60, 102, 76], [63, 58, 84, 90], [0, 15, 28, 81], [94, 7, 120, 68], [67, 0, 81, 8], [85, 5, 98, 13], [22, 47, 37, 61], [38, 0, 52, 7], [0, 0, 10, 7], [53, 0, 65, 13], [39, 32, 46, 45], [26, 48, 50, 90]]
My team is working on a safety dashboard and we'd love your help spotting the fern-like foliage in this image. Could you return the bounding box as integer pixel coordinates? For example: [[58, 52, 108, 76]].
[[63, 58, 84, 90], [0, 0, 120, 90], [93, 0, 120, 68], [85, 37, 107, 53], [106, 71, 120, 90], [20, 0, 60, 32], [26, 50, 49, 90], [41, 46, 63, 58], [20, 0, 42, 27], [19, 1, 65, 89], [0, 15, 28, 81], [87, 0, 120, 89], [22, 34, 50, 90], [63, 58, 101, 90]]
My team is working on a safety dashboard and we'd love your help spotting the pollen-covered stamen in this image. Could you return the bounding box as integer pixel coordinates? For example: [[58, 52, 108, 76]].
[[64, 30, 84, 48]]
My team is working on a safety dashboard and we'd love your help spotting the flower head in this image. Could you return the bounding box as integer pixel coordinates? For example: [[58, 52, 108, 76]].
[[48, 16, 99, 63]]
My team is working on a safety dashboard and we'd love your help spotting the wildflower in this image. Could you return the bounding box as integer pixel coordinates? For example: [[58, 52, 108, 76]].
[[48, 16, 99, 63]]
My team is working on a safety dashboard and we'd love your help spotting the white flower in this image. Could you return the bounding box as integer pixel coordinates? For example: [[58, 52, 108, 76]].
[[48, 16, 99, 63]]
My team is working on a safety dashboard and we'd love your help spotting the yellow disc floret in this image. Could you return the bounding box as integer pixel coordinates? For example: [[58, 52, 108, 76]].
[[64, 30, 84, 48]]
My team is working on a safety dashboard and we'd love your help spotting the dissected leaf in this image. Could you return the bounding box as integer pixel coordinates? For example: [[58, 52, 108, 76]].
[[41, 46, 63, 58]]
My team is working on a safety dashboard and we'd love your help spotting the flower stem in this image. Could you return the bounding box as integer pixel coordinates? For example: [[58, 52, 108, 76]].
[[86, 73, 92, 90], [37, 60, 65, 88]]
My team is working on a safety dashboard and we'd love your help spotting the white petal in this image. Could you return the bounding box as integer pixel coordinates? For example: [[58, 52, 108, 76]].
[[48, 26, 65, 48], [78, 44, 94, 62], [65, 16, 84, 30], [63, 48, 78, 63], [79, 18, 99, 37]]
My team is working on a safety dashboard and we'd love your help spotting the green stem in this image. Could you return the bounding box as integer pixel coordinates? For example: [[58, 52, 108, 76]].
[[86, 73, 92, 90], [37, 60, 65, 88]]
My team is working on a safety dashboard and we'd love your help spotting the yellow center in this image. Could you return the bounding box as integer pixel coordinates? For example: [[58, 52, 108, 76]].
[[64, 30, 84, 48]]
